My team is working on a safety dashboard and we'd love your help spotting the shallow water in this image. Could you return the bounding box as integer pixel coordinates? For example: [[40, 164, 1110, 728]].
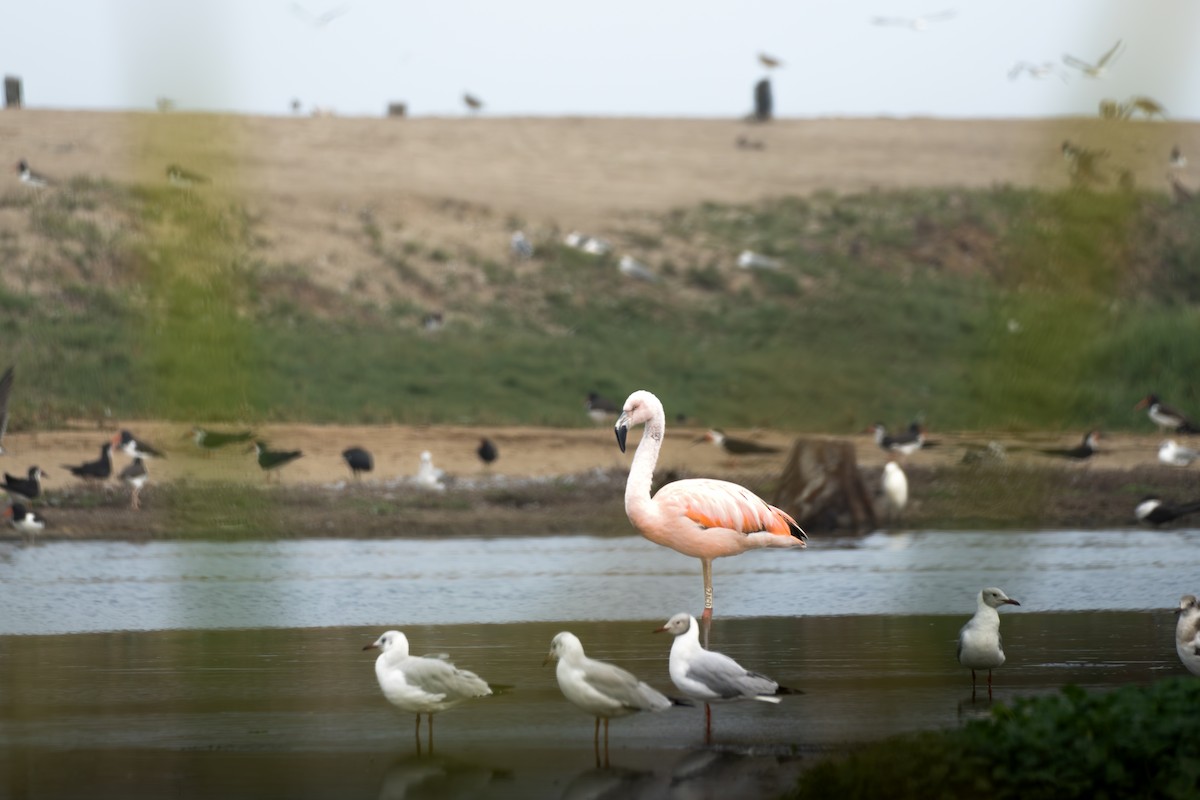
[[0, 529, 1195, 798]]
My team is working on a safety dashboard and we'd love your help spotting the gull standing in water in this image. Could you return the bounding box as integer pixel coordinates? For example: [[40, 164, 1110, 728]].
[[957, 587, 1020, 699], [1175, 595, 1200, 676], [614, 390, 805, 644], [364, 630, 494, 755], [545, 632, 675, 765], [655, 612, 795, 742]]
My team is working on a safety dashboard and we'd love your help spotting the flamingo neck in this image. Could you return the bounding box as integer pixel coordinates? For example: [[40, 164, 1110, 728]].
[[625, 412, 666, 518]]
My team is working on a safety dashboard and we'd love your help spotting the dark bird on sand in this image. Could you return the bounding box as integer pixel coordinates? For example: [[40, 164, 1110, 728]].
[[342, 447, 374, 478], [1135, 496, 1200, 526], [64, 443, 113, 482], [1040, 430, 1100, 460], [3, 466, 47, 502], [114, 430, 166, 459], [695, 429, 781, 456], [477, 437, 499, 466], [255, 441, 303, 479]]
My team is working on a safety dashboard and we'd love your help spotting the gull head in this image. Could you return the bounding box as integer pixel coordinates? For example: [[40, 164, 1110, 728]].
[[364, 630, 409, 655], [544, 631, 584, 666], [1178, 595, 1198, 617], [654, 612, 695, 637], [980, 587, 1020, 609]]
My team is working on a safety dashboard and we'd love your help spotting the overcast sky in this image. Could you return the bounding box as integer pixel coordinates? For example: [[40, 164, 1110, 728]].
[[5, 1, 1199, 120]]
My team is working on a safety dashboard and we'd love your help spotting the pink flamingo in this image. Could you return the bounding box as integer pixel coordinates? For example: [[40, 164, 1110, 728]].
[[615, 390, 806, 643]]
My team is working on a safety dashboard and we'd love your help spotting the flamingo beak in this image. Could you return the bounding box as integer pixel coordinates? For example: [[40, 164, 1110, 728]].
[[614, 414, 630, 453]]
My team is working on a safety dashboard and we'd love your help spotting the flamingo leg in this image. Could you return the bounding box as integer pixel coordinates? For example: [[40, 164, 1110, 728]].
[[701, 559, 714, 647]]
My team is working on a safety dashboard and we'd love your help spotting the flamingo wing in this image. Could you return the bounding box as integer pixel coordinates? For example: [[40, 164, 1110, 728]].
[[655, 478, 805, 540]]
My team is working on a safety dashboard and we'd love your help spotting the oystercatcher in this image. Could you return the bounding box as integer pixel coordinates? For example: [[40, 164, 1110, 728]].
[[114, 430, 166, 459], [5, 502, 46, 541], [64, 443, 113, 482], [2, 466, 47, 502], [119, 457, 148, 510], [342, 446, 373, 478], [0, 364, 13, 454], [476, 437, 498, 467], [1137, 394, 1200, 433], [15, 159, 51, 188], [1135, 496, 1200, 526], [1041, 430, 1100, 460], [255, 441, 302, 480]]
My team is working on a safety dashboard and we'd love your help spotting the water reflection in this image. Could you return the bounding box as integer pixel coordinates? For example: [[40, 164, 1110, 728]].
[[376, 754, 513, 800]]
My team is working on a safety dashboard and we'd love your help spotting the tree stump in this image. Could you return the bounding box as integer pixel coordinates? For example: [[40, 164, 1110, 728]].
[[773, 438, 877, 532], [753, 78, 772, 122], [4, 76, 21, 109]]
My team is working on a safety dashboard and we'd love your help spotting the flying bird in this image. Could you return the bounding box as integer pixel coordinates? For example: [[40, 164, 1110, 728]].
[[615, 390, 806, 643], [758, 52, 783, 69], [656, 612, 796, 743], [0, 365, 13, 454], [254, 441, 302, 480], [14, 160, 51, 188], [342, 446, 373, 478], [119, 457, 148, 510], [1135, 394, 1200, 434], [1135, 496, 1200, 527], [1007, 61, 1067, 82], [288, 2, 350, 28], [957, 587, 1020, 699], [63, 443, 114, 482], [545, 631, 676, 765], [1175, 595, 1200, 676], [871, 9, 956, 31], [2, 466, 47, 502], [364, 630, 494, 755], [1062, 40, 1123, 78]]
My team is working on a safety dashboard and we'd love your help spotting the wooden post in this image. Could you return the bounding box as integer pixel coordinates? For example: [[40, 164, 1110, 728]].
[[387, 102, 408, 118], [4, 76, 22, 109], [773, 438, 877, 531]]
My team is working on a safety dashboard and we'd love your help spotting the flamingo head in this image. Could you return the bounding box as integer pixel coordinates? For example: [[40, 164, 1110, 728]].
[[614, 390, 663, 453]]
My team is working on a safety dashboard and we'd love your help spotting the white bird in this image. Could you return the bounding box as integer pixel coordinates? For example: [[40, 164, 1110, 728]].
[[15, 159, 51, 188], [656, 612, 795, 742], [615, 391, 806, 644], [1175, 595, 1200, 676], [581, 237, 612, 256], [364, 630, 493, 754], [1008, 61, 1067, 82], [288, 2, 350, 28], [617, 255, 657, 283], [957, 587, 1020, 698], [415, 451, 446, 491], [882, 461, 908, 515], [545, 632, 674, 763], [5, 502, 46, 543], [510, 231, 534, 260], [1159, 440, 1200, 467], [871, 9, 956, 31], [1062, 40, 1123, 78], [736, 250, 780, 270]]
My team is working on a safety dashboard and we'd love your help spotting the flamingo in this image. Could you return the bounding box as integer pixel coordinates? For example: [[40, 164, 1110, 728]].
[[614, 390, 806, 643]]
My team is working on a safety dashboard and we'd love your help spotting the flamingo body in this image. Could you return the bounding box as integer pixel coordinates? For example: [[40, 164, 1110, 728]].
[[615, 390, 805, 622]]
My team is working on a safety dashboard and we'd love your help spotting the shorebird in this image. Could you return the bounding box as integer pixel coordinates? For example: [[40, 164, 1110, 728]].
[[15, 159, 51, 188], [1062, 40, 1123, 78], [871, 422, 924, 456], [1135, 496, 1200, 527], [463, 93, 484, 113], [1136, 394, 1200, 434], [254, 441, 302, 481], [166, 164, 210, 187], [476, 437, 498, 467], [119, 457, 148, 510], [341, 446, 373, 478], [957, 587, 1020, 699], [695, 429, 781, 457], [63, 443, 114, 483], [364, 630, 494, 755], [615, 390, 806, 643], [510, 231, 534, 260], [545, 631, 676, 765], [1175, 595, 1200, 676], [415, 451, 445, 491], [871, 9, 955, 31], [114, 430, 166, 460], [617, 255, 657, 283], [585, 392, 621, 424], [191, 426, 254, 452], [6, 502, 46, 542], [656, 612, 796, 742], [882, 461, 908, 515], [1159, 440, 1200, 467], [1040, 430, 1100, 460], [0, 365, 13, 454], [2, 466, 47, 502]]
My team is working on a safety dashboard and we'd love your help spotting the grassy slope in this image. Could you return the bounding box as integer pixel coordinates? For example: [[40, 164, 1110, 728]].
[[3, 178, 1200, 432]]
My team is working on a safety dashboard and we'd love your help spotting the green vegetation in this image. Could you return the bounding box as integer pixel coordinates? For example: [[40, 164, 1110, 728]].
[[790, 678, 1200, 800], [4, 179, 1199, 431]]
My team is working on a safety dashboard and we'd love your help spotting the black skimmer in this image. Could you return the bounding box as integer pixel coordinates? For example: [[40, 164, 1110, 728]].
[[0, 364, 13, 454], [1159, 440, 1200, 467], [64, 443, 114, 482], [1062, 40, 1123, 78], [871, 423, 924, 456], [477, 437, 498, 467], [1041, 430, 1100, 460], [191, 426, 255, 451], [113, 430, 166, 459], [342, 446, 373, 478], [2, 466, 47, 502], [15, 159, 51, 188], [6, 502, 46, 541], [166, 164, 210, 187], [254, 441, 302, 480], [695, 428, 781, 456], [1135, 496, 1200, 526], [1135, 394, 1200, 434], [119, 457, 148, 510], [585, 392, 621, 424]]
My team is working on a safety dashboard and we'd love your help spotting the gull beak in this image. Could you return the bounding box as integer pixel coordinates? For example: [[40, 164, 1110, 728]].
[[651, 625, 668, 634], [1004, 598, 1021, 606], [614, 413, 630, 453], [362, 642, 380, 651], [542, 653, 556, 667]]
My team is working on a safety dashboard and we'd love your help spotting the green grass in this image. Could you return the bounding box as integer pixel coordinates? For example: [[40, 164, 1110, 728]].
[[5, 181, 1200, 432]]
